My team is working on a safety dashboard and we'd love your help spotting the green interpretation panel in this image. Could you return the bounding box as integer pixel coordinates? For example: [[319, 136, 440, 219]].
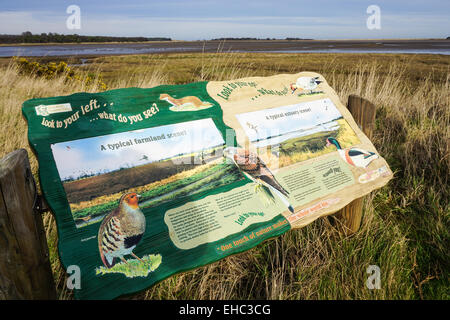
[[23, 72, 393, 299], [23, 82, 291, 299]]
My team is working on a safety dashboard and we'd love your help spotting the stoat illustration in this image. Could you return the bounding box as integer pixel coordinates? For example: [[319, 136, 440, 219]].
[[159, 93, 212, 109]]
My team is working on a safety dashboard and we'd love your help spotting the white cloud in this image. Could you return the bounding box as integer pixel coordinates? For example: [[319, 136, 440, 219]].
[[1, 10, 449, 39], [51, 118, 225, 180], [236, 98, 342, 143], [0, 11, 65, 34]]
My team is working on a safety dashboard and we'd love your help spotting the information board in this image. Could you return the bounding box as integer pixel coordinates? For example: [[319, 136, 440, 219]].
[[22, 72, 393, 299]]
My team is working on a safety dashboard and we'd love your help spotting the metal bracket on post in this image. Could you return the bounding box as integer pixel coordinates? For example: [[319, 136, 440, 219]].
[[34, 194, 49, 215]]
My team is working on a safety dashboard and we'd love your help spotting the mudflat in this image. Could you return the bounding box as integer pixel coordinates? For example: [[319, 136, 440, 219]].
[[1, 39, 449, 57]]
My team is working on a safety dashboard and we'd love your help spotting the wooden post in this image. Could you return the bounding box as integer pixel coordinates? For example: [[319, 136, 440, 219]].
[[336, 95, 376, 235], [0, 149, 56, 299]]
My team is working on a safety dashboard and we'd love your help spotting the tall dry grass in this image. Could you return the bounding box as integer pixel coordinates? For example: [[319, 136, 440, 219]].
[[0, 53, 448, 299], [0, 60, 169, 299]]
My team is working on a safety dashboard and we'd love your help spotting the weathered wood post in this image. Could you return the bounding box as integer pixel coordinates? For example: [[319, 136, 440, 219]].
[[336, 95, 377, 235], [0, 149, 56, 299]]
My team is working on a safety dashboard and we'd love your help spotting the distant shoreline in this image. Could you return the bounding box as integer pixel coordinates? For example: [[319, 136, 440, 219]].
[[1, 39, 448, 57], [0, 40, 177, 47], [0, 38, 447, 47]]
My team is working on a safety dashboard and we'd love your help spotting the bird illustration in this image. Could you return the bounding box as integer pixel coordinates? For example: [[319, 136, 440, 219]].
[[290, 76, 322, 94], [98, 192, 146, 268], [326, 137, 378, 169], [139, 155, 148, 161], [223, 147, 294, 213], [79, 215, 92, 224], [246, 122, 259, 135]]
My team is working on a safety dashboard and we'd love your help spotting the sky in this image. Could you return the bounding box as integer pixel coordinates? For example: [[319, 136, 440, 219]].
[[51, 118, 225, 180], [0, 0, 449, 40], [236, 98, 342, 147]]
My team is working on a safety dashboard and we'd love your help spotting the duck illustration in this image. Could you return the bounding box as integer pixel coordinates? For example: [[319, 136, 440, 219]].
[[290, 76, 322, 94], [223, 147, 294, 213], [98, 192, 146, 268], [326, 137, 378, 169]]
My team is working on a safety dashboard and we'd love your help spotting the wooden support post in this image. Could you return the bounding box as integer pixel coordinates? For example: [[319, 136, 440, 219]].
[[336, 95, 376, 235], [0, 149, 56, 299]]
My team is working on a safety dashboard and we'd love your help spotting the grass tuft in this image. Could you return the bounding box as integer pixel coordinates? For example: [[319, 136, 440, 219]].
[[254, 183, 276, 206], [96, 254, 162, 278]]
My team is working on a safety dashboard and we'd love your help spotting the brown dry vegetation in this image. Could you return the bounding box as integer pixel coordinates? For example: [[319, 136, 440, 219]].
[[69, 159, 220, 212], [0, 52, 448, 300], [64, 154, 211, 203]]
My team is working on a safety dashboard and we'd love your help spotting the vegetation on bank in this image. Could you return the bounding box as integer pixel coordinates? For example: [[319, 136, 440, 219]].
[[0, 32, 171, 44], [13, 57, 107, 90], [265, 118, 360, 169], [71, 160, 242, 225], [0, 52, 448, 300]]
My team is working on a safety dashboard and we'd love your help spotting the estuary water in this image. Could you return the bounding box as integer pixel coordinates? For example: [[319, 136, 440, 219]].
[[1, 40, 449, 57], [252, 120, 340, 149]]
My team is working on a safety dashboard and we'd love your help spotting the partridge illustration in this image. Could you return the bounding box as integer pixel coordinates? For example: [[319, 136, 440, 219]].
[[223, 147, 294, 213], [98, 192, 146, 268]]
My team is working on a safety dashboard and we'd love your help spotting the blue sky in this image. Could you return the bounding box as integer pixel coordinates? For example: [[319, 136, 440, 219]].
[[0, 0, 449, 40], [51, 118, 224, 180], [236, 98, 342, 147]]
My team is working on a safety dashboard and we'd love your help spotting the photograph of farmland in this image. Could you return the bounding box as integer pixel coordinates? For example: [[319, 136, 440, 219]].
[[51, 118, 243, 228], [237, 98, 360, 169]]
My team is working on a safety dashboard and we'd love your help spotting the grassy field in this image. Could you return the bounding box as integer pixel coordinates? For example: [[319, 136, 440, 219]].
[[263, 118, 360, 169], [64, 154, 209, 204], [0, 52, 448, 299], [71, 159, 242, 227]]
